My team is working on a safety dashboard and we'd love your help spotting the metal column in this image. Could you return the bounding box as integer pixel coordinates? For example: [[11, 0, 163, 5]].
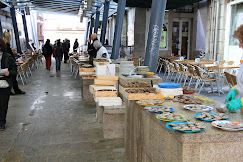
[[111, 0, 126, 60], [85, 21, 90, 45], [144, 0, 167, 73], [89, 17, 94, 39], [94, 8, 100, 34], [0, 18, 3, 37], [100, 0, 110, 45], [21, 9, 30, 49], [10, 5, 21, 53]]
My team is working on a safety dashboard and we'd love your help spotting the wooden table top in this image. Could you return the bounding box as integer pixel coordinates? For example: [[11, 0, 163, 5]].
[[16, 62, 24, 66], [175, 60, 195, 64], [200, 65, 240, 70], [160, 56, 172, 59], [190, 62, 214, 65]]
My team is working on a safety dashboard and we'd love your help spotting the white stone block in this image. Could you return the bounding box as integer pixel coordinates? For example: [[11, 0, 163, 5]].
[[97, 97, 122, 106]]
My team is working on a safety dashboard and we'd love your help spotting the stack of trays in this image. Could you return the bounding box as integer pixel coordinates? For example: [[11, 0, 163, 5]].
[[137, 66, 149, 75], [90, 75, 119, 102], [119, 61, 135, 75]]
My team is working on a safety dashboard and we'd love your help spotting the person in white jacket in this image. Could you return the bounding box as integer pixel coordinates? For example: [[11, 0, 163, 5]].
[[93, 41, 111, 61], [226, 24, 243, 111]]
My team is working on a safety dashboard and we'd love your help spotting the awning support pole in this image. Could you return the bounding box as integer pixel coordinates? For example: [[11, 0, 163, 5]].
[[0, 18, 3, 37], [144, 0, 167, 73], [111, 0, 126, 59], [94, 7, 100, 34], [85, 21, 90, 45], [89, 17, 94, 39], [100, 0, 110, 45], [10, 5, 22, 53], [21, 9, 31, 49]]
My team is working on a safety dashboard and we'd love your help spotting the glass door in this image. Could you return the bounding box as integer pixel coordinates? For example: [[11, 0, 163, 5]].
[[172, 20, 190, 58], [181, 22, 189, 58], [172, 22, 180, 56]]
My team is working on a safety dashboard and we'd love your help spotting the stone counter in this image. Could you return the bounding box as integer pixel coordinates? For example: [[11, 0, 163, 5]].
[[81, 76, 95, 103], [119, 75, 162, 87], [125, 97, 243, 162]]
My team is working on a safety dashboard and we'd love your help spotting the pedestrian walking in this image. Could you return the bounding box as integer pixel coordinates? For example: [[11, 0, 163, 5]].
[[0, 38, 17, 130], [73, 38, 79, 53], [3, 32, 25, 95], [43, 39, 53, 70], [62, 39, 69, 63], [55, 40, 63, 71]]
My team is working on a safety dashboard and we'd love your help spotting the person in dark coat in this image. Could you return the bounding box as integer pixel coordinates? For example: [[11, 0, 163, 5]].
[[73, 39, 79, 53], [0, 38, 17, 130], [31, 43, 36, 50], [43, 39, 53, 70], [55, 40, 63, 71], [87, 33, 98, 66], [62, 39, 69, 63], [5, 43, 25, 95]]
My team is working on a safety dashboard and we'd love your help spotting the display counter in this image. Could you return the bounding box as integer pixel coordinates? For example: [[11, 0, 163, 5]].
[[125, 97, 243, 162], [81, 76, 95, 102]]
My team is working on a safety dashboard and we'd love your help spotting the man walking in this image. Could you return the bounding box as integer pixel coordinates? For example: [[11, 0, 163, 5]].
[[62, 39, 69, 63]]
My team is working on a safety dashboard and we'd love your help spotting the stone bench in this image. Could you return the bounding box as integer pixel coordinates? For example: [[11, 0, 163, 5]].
[[103, 105, 125, 139]]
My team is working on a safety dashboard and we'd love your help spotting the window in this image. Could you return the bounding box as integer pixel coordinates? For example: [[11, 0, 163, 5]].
[[160, 23, 168, 49], [229, 2, 243, 46]]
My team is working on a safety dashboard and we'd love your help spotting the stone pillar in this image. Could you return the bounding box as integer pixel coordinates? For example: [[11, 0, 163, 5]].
[[216, 0, 228, 61], [121, 12, 127, 46], [133, 8, 147, 58], [191, 4, 198, 60], [109, 16, 116, 46]]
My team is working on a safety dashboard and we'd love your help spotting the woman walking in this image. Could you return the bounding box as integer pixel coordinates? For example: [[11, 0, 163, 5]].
[[73, 38, 79, 53], [55, 40, 63, 71], [43, 39, 53, 70], [0, 38, 16, 130]]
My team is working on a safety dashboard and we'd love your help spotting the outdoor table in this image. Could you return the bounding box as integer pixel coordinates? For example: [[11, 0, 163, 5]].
[[16, 62, 23, 66], [200, 65, 239, 96]]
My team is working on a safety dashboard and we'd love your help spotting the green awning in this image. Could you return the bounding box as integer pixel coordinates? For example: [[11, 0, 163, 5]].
[[113, 0, 203, 9]]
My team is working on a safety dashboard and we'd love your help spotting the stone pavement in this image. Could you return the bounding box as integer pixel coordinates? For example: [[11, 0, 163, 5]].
[[0, 59, 125, 162]]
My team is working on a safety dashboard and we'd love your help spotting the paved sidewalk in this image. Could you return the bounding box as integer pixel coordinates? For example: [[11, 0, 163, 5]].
[[1, 59, 125, 162]]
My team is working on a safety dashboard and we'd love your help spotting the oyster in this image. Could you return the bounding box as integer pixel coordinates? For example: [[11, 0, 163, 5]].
[[137, 100, 164, 106], [196, 112, 228, 121], [144, 106, 173, 113], [169, 124, 178, 127], [170, 122, 206, 132], [157, 113, 190, 121]]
